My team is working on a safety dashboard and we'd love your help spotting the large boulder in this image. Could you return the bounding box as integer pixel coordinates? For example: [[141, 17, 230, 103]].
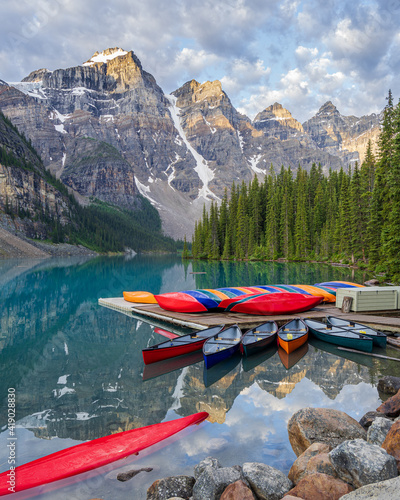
[[377, 376, 400, 395], [288, 442, 332, 484], [193, 456, 222, 479], [192, 466, 243, 500], [242, 462, 293, 500], [220, 480, 256, 500], [285, 472, 353, 500], [329, 439, 398, 488], [367, 417, 393, 445], [146, 475, 195, 500], [377, 390, 400, 418], [288, 408, 367, 457], [339, 476, 400, 499], [382, 420, 400, 471]]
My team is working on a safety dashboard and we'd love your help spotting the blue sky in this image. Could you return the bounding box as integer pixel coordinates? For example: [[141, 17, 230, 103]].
[[1, 0, 399, 122]]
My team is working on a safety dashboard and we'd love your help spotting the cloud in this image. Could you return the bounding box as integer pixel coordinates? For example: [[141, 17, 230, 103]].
[[0, 0, 399, 124]]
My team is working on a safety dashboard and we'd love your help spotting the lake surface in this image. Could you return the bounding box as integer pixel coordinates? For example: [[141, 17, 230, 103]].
[[0, 255, 398, 499]]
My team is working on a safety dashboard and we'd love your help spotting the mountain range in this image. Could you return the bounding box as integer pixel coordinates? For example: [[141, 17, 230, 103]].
[[0, 48, 382, 239]]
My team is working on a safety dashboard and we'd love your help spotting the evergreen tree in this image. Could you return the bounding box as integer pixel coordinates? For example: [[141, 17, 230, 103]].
[[381, 99, 400, 279]]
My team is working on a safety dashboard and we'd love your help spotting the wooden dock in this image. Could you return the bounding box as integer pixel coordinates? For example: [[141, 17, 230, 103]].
[[98, 297, 400, 334]]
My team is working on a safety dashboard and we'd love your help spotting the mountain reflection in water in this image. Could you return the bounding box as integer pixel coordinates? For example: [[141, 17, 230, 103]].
[[0, 256, 395, 500]]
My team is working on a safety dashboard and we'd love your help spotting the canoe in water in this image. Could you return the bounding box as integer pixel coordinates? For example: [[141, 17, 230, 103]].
[[218, 293, 323, 315], [142, 325, 225, 364], [325, 316, 386, 348], [0, 412, 208, 496], [277, 319, 309, 354], [304, 318, 373, 353]]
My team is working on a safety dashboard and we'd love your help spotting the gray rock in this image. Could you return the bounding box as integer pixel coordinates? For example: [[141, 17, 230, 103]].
[[147, 475, 195, 500], [378, 376, 400, 395], [193, 456, 222, 479], [329, 439, 398, 488], [339, 475, 400, 499], [367, 417, 393, 445], [192, 466, 242, 500], [359, 410, 387, 429], [242, 462, 293, 500]]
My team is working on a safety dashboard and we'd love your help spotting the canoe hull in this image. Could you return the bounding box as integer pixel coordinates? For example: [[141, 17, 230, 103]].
[[204, 343, 240, 369], [278, 332, 308, 354], [0, 412, 209, 496], [218, 293, 323, 315], [326, 316, 387, 348], [203, 325, 242, 369], [242, 334, 276, 356], [305, 320, 374, 353], [142, 325, 224, 364]]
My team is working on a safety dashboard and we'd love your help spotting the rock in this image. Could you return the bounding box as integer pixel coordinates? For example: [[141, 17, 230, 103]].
[[220, 480, 256, 500], [303, 453, 338, 479], [329, 439, 398, 488], [378, 376, 400, 395], [288, 442, 332, 484], [339, 476, 400, 499], [146, 475, 195, 500], [192, 466, 242, 500], [285, 472, 353, 500], [367, 417, 393, 445], [382, 420, 400, 470], [287, 408, 367, 457], [377, 389, 400, 417], [242, 462, 293, 500], [117, 466, 153, 481], [193, 456, 222, 479], [359, 410, 387, 429]]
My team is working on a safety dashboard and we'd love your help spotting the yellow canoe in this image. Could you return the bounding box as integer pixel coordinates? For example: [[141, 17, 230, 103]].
[[123, 291, 157, 304]]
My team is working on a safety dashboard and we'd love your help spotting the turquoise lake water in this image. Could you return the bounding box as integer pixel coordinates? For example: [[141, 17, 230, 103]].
[[0, 255, 399, 499]]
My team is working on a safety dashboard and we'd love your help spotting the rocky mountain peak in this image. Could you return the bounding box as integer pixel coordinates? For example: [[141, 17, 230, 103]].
[[316, 101, 340, 117], [253, 102, 304, 137], [82, 47, 129, 67], [22, 69, 52, 83]]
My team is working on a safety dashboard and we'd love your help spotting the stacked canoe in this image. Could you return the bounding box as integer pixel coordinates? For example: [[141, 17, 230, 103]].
[[124, 281, 363, 314]]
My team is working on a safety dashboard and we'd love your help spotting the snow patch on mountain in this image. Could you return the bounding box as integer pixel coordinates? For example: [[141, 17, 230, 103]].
[[83, 48, 128, 66], [166, 94, 218, 201]]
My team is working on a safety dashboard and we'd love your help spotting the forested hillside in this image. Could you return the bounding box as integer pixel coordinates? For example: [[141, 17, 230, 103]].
[[191, 91, 400, 281], [0, 111, 180, 253]]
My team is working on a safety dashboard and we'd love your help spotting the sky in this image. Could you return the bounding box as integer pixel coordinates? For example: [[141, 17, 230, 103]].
[[1, 0, 399, 122]]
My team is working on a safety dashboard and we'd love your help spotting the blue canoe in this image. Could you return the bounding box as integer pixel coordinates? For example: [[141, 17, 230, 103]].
[[203, 325, 242, 369]]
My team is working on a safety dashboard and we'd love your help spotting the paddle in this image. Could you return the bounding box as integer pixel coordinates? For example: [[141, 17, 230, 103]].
[[154, 327, 180, 339]]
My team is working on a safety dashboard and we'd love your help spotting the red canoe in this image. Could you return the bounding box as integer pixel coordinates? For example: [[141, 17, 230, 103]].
[[0, 412, 208, 496], [218, 292, 323, 315], [142, 325, 224, 364]]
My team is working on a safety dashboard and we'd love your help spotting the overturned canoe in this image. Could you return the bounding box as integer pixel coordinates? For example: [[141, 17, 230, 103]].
[[142, 325, 225, 364], [123, 291, 157, 303], [217, 293, 323, 315]]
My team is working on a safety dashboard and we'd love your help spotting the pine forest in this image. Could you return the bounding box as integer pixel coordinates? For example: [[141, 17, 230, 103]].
[[191, 91, 400, 282]]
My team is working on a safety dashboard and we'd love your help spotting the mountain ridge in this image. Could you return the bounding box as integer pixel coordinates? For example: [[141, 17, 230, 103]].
[[0, 47, 382, 239]]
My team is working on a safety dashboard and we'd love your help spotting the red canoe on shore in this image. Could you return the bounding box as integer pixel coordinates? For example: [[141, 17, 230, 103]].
[[142, 325, 225, 364], [0, 412, 208, 496], [217, 293, 323, 315]]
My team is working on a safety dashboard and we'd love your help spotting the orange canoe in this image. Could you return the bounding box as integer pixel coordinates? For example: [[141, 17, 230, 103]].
[[123, 291, 157, 304], [277, 318, 309, 354]]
